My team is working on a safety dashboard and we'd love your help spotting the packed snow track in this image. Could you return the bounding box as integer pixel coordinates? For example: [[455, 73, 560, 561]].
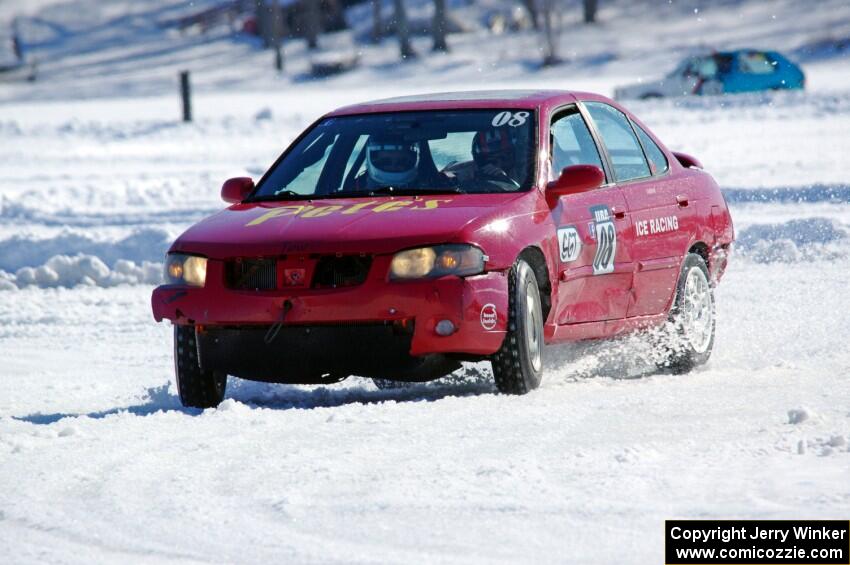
[[2, 0, 850, 561]]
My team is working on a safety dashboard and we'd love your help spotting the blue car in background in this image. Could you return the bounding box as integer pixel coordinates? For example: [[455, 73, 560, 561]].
[[615, 49, 805, 100]]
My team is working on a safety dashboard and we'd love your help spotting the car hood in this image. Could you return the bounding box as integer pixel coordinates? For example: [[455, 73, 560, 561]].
[[171, 193, 525, 258]]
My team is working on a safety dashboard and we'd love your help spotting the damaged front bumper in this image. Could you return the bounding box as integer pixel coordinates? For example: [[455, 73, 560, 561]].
[[152, 256, 509, 373]]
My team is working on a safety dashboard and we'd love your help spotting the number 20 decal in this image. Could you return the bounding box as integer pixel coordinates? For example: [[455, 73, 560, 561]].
[[491, 111, 529, 128]]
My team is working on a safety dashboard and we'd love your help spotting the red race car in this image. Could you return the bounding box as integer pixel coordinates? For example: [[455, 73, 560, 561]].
[[152, 90, 734, 408]]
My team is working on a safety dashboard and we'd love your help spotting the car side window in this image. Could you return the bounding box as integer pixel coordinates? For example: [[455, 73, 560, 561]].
[[633, 123, 668, 175], [584, 102, 651, 182], [739, 51, 776, 74], [695, 56, 718, 79], [550, 108, 604, 179]]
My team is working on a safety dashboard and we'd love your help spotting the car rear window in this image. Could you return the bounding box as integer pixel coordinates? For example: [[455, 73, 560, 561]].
[[584, 102, 651, 183]]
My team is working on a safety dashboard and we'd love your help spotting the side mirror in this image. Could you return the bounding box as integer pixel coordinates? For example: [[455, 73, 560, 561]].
[[221, 177, 254, 203], [546, 164, 604, 205]]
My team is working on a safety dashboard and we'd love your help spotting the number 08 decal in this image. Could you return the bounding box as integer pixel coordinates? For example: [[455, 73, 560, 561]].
[[491, 111, 529, 128], [590, 205, 616, 275]]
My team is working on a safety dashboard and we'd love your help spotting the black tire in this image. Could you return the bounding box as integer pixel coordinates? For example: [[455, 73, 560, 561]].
[[491, 259, 545, 394], [658, 253, 715, 374], [174, 325, 227, 408]]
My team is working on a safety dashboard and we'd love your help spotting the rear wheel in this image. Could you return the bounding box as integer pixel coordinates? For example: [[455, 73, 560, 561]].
[[658, 253, 715, 373], [491, 259, 544, 394], [174, 325, 227, 408]]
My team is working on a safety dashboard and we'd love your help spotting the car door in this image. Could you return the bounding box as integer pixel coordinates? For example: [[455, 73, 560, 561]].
[[585, 102, 696, 318], [549, 105, 634, 325]]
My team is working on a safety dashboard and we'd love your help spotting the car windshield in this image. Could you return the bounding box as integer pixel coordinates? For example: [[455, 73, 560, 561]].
[[251, 109, 537, 200]]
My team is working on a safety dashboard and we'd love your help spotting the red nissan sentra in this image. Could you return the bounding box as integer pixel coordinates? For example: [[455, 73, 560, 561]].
[[152, 90, 734, 408]]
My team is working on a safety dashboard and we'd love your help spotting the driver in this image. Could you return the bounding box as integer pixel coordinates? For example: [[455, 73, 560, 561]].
[[359, 135, 420, 189], [471, 127, 520, 187]]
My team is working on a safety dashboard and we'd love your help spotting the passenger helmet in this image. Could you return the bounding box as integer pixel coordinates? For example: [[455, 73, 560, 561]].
[[472, 128, 516, 170], [366, 135, 420, 187]]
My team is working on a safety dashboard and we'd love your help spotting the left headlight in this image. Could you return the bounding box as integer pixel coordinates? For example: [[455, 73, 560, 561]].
[[164, 254, 207, 287], [390, 244, 485, 280]]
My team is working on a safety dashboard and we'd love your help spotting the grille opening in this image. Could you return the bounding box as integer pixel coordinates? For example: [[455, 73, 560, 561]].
[[226, 258, 277, 290], [312, 255, 371, 289]]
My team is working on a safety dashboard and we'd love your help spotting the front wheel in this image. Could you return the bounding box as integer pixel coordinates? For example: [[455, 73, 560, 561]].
[[174, 325, 227, 408], [491, 259, 544, 394], [658, 253, 715, 373]]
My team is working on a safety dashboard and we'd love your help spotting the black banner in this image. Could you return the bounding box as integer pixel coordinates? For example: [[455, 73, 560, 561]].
[[666, 520, 850, 564]]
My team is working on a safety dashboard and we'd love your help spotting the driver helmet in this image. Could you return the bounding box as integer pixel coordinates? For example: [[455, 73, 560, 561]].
[[366, 135, 420, 187], [472, 127, 517, 171]]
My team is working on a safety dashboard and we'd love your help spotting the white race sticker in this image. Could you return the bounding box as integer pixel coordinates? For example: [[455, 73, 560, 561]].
[[557, 226, 582, 263], [635, 215, 679, 237], [590, 206, 616, 275], [480, 303, 498, 330], [491, 111, 529, 128]]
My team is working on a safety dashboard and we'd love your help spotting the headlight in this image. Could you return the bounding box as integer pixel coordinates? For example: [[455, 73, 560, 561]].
[[390, 245, 485, 280], [164, 254, 207, 287]]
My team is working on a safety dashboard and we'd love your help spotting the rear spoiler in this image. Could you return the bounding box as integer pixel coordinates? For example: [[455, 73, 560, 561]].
[[672, 151, 703, 169]]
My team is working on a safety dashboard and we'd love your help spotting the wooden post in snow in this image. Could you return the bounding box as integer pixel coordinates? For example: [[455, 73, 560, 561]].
[[180, 71, 192, 122]]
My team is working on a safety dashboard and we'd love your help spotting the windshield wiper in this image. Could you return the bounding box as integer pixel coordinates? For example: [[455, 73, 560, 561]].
[[248, 190, 313, 202], [365, 186, 466, 196], [252, 186, 467, 202]]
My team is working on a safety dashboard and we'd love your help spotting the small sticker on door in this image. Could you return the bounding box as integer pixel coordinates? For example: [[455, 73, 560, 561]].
[[557, 226, 582, 263], [480, 303, 498, 330]]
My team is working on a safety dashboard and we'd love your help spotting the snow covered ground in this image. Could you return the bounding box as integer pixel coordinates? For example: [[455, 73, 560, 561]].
[[1, 0, 850, 563]]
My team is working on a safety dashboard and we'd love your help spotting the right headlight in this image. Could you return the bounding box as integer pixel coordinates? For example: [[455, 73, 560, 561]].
[[164, 253, 207, 287], [389, 244, 485, 280]]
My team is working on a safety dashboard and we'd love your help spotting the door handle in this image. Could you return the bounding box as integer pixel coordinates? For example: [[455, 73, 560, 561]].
[[676, 194, 689, 207], [611, 205, 627, 219]]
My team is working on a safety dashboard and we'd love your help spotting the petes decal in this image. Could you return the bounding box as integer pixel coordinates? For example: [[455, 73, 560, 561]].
[[590, 205, 616, 275], [246, 198, 453, 227], [557, 226, 582, 263]]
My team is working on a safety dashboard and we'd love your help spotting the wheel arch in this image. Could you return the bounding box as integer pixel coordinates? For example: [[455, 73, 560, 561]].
[[517, 246, 552, 324], [688, 241, 710, 270]]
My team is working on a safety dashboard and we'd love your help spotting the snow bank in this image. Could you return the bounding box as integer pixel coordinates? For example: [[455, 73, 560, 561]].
[[723, 184, 850, 204], [0, 228, 169, 289], [787, 407, 813, 425], [735, 218, 848, 263], [0, 227, 171, 272], [5, 254, 161, 289]]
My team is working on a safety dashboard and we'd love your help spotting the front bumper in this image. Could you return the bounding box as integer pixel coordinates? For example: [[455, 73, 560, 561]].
[[151, 256, 509, 357]]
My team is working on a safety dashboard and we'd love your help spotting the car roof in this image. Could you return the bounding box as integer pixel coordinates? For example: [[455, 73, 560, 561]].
[[327, 89, 606, 116], [690, 48, 776, 57]]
